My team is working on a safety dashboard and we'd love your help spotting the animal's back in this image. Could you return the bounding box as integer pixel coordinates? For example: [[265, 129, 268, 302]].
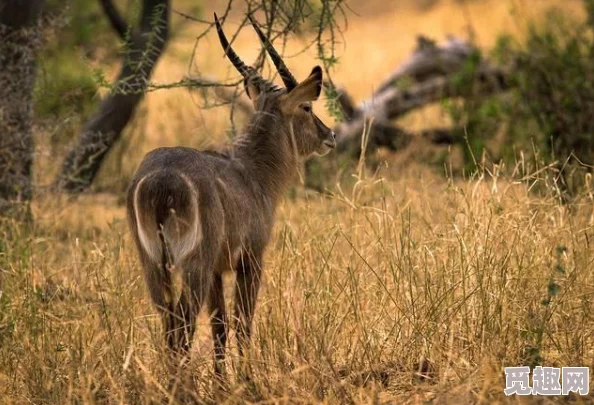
[[127, 147, 210, 269], [127, 145, 265, 274]]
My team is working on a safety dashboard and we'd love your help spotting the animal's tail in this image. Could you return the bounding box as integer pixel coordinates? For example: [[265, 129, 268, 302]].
[[132, 170, 201, 269]]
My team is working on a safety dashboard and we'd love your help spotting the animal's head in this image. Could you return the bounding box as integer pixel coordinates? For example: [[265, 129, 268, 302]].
[[214, 13, 336, 157]]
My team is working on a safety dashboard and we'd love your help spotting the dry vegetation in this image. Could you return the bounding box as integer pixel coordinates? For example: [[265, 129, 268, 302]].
[[5, 160, 594, 404], [2, 0, 594, 404]]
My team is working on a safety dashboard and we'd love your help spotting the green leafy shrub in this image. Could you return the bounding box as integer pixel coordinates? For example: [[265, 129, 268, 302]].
[[451, 0, 594, 195], [442, 49, 505, 174], [34, 0, 117, 123], [33, 0, 121, 150], [35, 50, 98, 119], [498, 4, 594, 191]]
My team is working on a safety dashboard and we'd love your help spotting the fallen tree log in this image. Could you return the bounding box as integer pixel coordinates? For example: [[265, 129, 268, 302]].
[[335, 67, 510, 154], [374, 36, 482, 94], [334, 36, 512, 155]]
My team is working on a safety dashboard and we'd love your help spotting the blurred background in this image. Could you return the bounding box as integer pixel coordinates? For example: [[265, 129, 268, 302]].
[[2, 0, 591, 220]]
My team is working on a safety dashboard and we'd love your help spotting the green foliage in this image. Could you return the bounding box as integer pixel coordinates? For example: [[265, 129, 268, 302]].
[[35, 50, 98, 119], [322, 81, 344, 122], [502, 6, 594, 166], [449, 0, 594, 192], [522, 245, 567, 368], [442, 50, 504, 174], [34, 0, 118, 123], [45, 0, 107, 48]]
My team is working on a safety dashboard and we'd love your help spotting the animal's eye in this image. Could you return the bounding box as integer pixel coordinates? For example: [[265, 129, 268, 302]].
[[302, 105, 312, 113]]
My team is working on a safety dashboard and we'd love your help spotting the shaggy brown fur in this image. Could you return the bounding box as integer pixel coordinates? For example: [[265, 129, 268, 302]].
[[126, 15, 335, 376]]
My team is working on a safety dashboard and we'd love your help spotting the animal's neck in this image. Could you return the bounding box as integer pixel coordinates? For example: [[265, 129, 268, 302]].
[[232, 111, 298, 201]]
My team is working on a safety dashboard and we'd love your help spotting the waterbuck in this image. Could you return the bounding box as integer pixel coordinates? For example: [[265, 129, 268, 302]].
[[126, 13, 336, 375]]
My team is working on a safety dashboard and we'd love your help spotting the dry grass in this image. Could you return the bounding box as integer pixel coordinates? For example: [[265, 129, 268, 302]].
[[4, 161, 594, 404], [4, 0, 594, 404]]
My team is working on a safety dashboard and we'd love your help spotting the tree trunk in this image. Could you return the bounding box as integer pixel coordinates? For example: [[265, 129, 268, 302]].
[[54, 0, 170, 193], [0, 0, 44, 219]]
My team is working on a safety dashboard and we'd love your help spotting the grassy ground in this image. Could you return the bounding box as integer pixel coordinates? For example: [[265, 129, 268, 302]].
[[3, 0, 594, 404], [3, 162, 594, 404]]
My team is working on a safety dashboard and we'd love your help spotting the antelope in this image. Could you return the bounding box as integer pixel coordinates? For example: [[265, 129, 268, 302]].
[[126, 13, 336, 376]]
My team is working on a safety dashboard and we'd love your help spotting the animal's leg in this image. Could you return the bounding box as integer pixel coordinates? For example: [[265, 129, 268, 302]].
[[176, 252, 213, 355], [208, 272, 228, 376], [142, 256, 177, 352], [233, 250, 263, 358]]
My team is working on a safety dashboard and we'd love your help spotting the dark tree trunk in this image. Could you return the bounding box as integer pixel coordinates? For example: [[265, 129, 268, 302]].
[[0, 0, 44, 219], [54, 0, 170, 193]]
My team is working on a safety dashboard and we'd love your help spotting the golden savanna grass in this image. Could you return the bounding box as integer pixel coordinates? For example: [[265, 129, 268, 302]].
[[3, 0, 594, 403]]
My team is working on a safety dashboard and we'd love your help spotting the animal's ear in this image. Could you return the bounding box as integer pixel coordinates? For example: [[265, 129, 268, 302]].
[[281, 66, 322, 111], [244, 77, 261, 101]]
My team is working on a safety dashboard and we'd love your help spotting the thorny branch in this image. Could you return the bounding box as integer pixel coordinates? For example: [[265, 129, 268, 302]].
[[151, 0, 348, 115], [54, 0, 170, 193], [55, 0, 349, 194]]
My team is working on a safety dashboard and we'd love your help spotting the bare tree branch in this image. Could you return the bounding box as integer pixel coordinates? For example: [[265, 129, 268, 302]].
[[54, 0, 170, 193], [380, 65, 509, 119], [185, 74, 254, 114], [99, 0, 130, 40]]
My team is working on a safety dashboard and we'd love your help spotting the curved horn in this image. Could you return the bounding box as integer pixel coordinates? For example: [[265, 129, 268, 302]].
[[214, 13, 250, 78], [248, 14, 298, 91]]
